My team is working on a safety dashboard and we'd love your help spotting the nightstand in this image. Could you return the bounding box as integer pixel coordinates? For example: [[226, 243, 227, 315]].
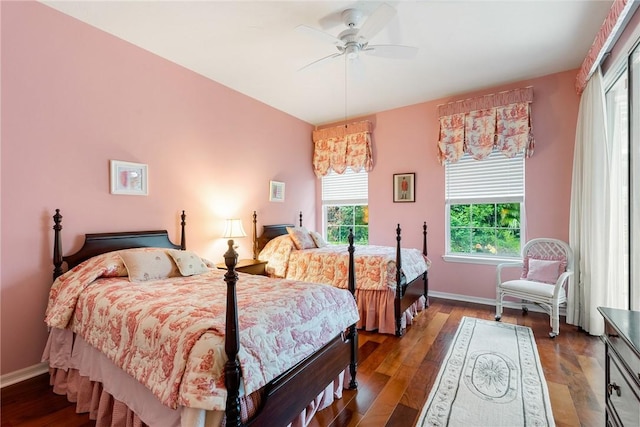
[[216, 259, 267, 276]]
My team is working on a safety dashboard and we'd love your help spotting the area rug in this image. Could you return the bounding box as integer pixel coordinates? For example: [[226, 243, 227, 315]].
[[416, 317, 554, 426]]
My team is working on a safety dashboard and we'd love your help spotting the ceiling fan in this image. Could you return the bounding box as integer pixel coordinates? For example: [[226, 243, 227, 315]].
[[296, 3, 418, 72]]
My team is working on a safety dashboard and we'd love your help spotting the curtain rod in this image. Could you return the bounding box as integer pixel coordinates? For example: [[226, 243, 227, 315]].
[[437, 86, 533, 117], [313, 120, 372, 133], [575, 0, 638, 94]]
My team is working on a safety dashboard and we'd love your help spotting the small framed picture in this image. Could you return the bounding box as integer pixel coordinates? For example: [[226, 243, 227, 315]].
[[269, 180, 285, 202], [393, 173, 415, 203], [110, 160, 148, 195]]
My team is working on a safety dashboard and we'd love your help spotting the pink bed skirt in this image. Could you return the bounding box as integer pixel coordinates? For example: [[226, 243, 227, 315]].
[[43, 328, 346, 427], [355, 289, 426, 335]]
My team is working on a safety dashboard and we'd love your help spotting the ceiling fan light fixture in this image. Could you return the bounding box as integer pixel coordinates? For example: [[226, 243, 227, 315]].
[[345, 44, 359, 59]]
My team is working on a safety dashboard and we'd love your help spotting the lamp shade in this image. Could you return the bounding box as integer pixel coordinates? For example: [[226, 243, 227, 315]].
[[222, 219, 247, 239]]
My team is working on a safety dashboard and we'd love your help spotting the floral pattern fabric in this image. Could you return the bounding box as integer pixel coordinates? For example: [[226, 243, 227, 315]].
[[496, 103, 534, 157], [45, 253, 359, 411], [465, 108, 496, 160], [437, 113, 465, 164], [312, 121, 373, 177], [260, 237, 430, 291], [437, 102, 534, 164], [258, 235, 295, 277]]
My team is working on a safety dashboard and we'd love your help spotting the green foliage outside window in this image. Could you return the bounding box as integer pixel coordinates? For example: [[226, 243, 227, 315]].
[[326, 205, 369, 244], [450, 203, 521, 256]]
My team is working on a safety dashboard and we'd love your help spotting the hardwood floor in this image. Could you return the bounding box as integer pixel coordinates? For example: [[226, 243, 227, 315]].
[[1, 298, 605, 427]]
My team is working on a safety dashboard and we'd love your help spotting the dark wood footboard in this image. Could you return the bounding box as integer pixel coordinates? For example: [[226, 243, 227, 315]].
[[226, 231, 358, 427], [394, 222, 429, 337]]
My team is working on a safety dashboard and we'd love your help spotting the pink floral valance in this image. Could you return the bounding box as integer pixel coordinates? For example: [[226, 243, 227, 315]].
[[312, 120, 373, 177], [437, 87, 534, 164], [575, 0, 636, 95]]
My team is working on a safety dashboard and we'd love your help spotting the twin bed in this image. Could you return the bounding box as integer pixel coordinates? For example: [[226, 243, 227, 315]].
[[43, 210, 359, 427], [252, 212, 430, 337], [43, 209, 430, 426]]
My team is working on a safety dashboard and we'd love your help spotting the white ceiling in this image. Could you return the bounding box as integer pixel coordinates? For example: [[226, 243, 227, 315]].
[[42, 1, 613, 126]]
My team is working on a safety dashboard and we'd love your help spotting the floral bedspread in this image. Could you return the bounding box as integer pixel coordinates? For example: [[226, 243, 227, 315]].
[[259, 236, 430, 290], [44, 251, 359, 411]]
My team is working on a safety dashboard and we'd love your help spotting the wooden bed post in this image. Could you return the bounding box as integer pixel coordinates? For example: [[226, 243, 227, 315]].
[[180, 210, 186, 250], [53, 209, 63, 280], [423, 222, 428, 256], [253, 211, 258, 260], [347, 229, 358, 389], [223, 240, 242, 427], [423, 222, 429, 307], [395, 224, 403, 337]]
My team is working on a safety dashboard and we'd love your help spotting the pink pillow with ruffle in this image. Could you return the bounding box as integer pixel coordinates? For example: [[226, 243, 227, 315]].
[[526, 258, 563, 284]]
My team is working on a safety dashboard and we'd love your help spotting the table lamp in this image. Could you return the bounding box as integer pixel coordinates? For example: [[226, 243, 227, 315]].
[[222, 218, 247, 248]]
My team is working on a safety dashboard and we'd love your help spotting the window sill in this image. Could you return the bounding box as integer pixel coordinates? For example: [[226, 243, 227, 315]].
[[442, 254, 521, 266]]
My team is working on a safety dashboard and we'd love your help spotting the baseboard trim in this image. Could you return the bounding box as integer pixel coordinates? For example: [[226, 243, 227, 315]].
[[429, 291, 566, 317], [1, 362, 49, 388]]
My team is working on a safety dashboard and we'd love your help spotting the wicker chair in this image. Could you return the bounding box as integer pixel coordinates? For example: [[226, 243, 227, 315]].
[[495, 238, 574, 338]]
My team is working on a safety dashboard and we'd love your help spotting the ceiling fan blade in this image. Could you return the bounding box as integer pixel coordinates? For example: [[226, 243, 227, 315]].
[[357, 3, 396, 41], [363, 45, 418, 59], [298, 52, 343, 72], [295, 24, 343, 46]]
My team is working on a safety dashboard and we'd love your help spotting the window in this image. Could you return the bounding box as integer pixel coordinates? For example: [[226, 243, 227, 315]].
[[445, 151, 524, 260], [603, 40, 640, 311], [321, 169, 368, 244], [604, 67, 629, 309], [630, 42, 640, 310]]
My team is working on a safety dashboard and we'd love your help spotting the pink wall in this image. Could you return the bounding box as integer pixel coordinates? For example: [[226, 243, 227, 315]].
[[318, 70, 580, 302], [0, 2, 315, 375], [1, 1, 583, 378]]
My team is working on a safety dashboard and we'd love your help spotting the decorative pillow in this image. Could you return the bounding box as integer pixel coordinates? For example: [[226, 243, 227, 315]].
[[98, 251, 129, 278], [167, 249, 209, 276], [258, 234, 295, 277], [309, 230, 328, 248], [286, 226, 316, 250], [119, 249, 180, 283], [526, 258, 563, 284]]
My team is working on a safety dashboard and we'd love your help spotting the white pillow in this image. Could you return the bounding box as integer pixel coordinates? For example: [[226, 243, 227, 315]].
[[309, 230, 328, 248], [167, 249, 209, 276], [119, 249, 179, 283]]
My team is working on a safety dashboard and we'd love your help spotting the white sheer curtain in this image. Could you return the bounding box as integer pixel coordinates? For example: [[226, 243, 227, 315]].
[[568, 68, 628, 335]]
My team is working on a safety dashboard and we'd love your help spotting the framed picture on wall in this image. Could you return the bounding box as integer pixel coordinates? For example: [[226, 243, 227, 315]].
[[110, 160, 148, 195], [269, 180, 285, 202], [393, 173, 415, 203]]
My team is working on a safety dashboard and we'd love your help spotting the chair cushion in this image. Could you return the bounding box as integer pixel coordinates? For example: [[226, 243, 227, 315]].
[[499, 279, 566, 299], [522, 256, 567, 283], [526, 259, 563, 284]]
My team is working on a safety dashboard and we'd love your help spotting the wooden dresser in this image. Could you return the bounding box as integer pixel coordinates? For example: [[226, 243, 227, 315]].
[[597, 307, 640, 426]]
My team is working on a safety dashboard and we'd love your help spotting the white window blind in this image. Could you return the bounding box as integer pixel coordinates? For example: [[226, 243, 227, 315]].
[[445, 152, 524, 204], [321, 169, 368, 204]]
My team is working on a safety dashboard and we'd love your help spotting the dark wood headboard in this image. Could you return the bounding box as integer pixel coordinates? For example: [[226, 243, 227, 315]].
[[53, 209, 186, 279], [251, 211, 303, 259]]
